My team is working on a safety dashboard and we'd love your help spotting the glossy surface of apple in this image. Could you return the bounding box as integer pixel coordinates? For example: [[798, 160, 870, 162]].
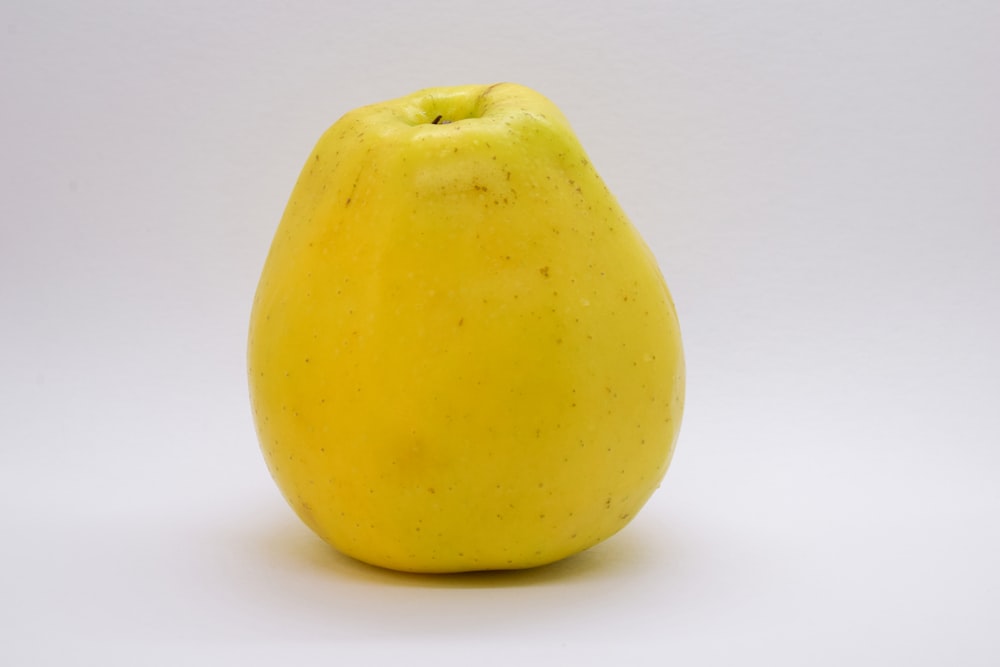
[[248, 83, 684, 572]]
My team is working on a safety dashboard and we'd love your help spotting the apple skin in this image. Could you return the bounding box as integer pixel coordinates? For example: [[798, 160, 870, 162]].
[[248, 83, 684, 573]]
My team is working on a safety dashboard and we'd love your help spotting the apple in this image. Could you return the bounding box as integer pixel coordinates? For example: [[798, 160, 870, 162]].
[[248, 83, 684, 572]]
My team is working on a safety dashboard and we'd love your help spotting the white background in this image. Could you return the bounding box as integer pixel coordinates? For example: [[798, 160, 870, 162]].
[[2, 1, 998, 664]]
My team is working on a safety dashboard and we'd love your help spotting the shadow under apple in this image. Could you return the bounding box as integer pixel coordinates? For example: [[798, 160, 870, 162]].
[[255, 511, 667, 589], [206, 501, 698, 642]]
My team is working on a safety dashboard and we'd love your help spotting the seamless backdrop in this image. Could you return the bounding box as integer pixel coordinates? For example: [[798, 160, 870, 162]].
[[2, 1, 999, 665]]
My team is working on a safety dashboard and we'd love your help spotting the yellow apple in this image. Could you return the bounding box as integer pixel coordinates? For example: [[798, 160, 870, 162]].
[[248, 83, 684, 573]]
